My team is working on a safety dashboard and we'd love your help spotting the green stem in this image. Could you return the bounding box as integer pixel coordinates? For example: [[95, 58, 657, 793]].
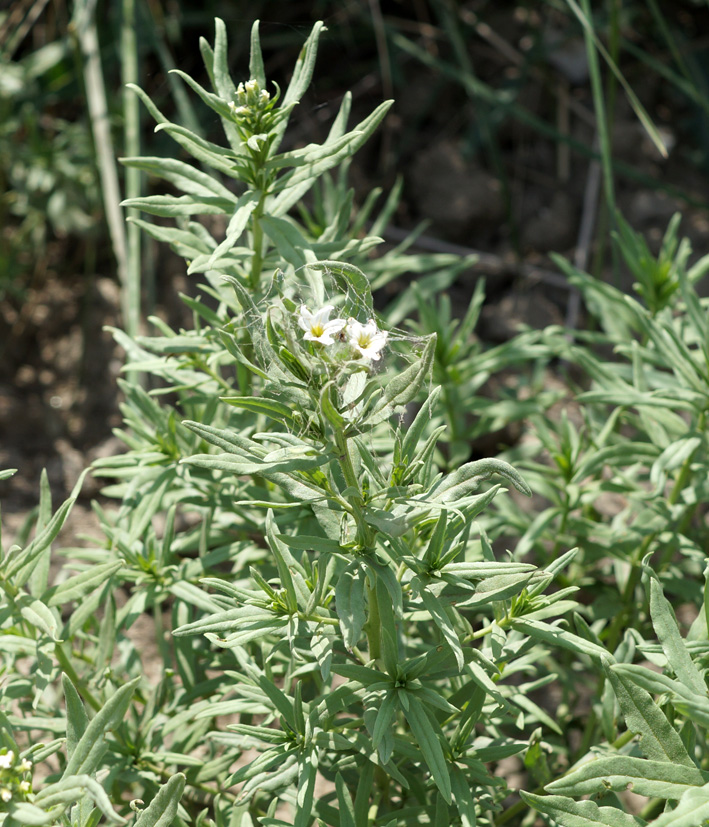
[[364, 580, 382, 663], [249, 196, 265, 291], [334, 430, 374, 549], [121, 0, 141, 340], [301, 612, 339, 627]]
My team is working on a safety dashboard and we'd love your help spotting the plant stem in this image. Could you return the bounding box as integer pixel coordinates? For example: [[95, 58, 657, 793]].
[[122, 0, 141, 340], [249, 196, 265, 291], [364, 579, 382, 663], [334, 430, 374, 550]]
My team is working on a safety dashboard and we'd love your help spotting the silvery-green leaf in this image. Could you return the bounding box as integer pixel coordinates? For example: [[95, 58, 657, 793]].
[[649, 577, 706, 696], [546, 755, 707, 799], [431, 458, 531, 502], [511, 618, 612, 662], [399, 691, 451, 804], [605, 662, 694, 767], [522, 792, 644, 827], [133, 773, 186, 827], [336, 561, 367, 650], [62, 678, 140, 778], [649, 784, 709, 827]]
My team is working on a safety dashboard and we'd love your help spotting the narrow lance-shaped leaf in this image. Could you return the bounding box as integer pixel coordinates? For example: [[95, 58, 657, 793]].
[[605, 661, 694, 767], [62, 675, 89, 760], [8, 469, 89, 587], [274, 21, 326, 146], [648, 576, 706, 696], [416, 582, 464, 671], [546, 754, 708, 799], [651, 785, 709, 827], [33, 774, 125, 824], [522, 791, 644, 827], [431, 458, 531, 503], [363, 334, 437, 428], [400, 691, 452, 804], [249, 19, 266, 88], [134, 773, 186, 827], [336, 561, 367, 650], [294, 746, 318, 827], [29, 469, 52, 597], [62, 677, 140, 778]]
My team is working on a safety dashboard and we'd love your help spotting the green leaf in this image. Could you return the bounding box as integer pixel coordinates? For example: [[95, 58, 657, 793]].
[[546, 754, 708, 799], [649, 577, 706, 696], [7, 470, 88, 587], [3, 801, 60, 825], [450, 765, 477, 827], [432, 458, 531, 502], [249, 20, 266, 88], [295, 746, 318, 827], [44, 561, 122, 607], [62, 675, 89, 760], [260, 215, 308, 269], [33, 774, 125, 824], [120, 156, 235, 200], [212, 18, 238, 100], [320, 381, 347, 430], [521, 792, 643, 827], [257, 677, 297, 732], [309, 260, 373, 314], [266, 510, 304, 613], [606, 662, 694, 767], [511, 619, 611, 662], [121, 193, 233, 216], [416, 582, 464, 670], [651, 784, 709, 827], [182, 448, 328, 476], [221, 395, 296, 426], [400, 691, 452, 803], [206, 190, 260, 268], [400, 386, 442, 465], [28, 469, 52, 597], [134, 773, 186, 827], [335, 561, 367, 650], [363, 335, 436, 427], [62, 677, 140, 778], [336, 773, 357, 827], [371, 691, 397, 753]]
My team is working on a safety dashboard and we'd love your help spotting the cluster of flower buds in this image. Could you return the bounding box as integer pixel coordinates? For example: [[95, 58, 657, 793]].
[[0, 749, 32, 806], [298, 305, 388, 361], [227, 78, 282, 153], [228, 79, 272, 119]]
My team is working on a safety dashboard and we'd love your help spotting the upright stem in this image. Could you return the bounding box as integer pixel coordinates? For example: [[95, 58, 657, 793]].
[[122, 0, 141, 339], [365, 580, 382, 663], [334, 430, 375, 550], [249, 195, 265, 291], [334, 428, 380, 663]]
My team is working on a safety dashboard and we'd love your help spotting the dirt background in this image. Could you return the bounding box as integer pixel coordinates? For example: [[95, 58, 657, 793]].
[[2, 0, 709, 537]]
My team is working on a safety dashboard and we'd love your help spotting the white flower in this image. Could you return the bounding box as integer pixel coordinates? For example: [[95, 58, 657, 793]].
[[0, 788, 11, 802], [18, 759, 32, 773], [298, 305, 346, 346], [346, 318, 388, 361], [19, 780, 31, 794], [0, 751, 13, 769]]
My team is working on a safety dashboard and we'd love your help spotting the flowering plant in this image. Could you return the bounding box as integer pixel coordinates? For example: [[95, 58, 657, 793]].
[[4, 13, 709, 827]]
